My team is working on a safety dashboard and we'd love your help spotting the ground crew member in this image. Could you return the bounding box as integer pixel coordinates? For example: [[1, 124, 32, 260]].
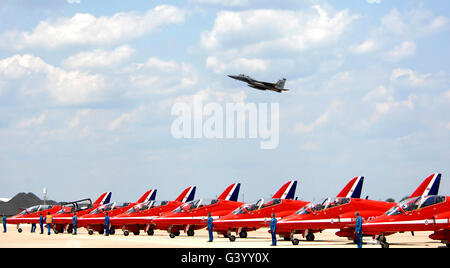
[[270, 213, 277, 246], [355, 212, 363, 248], [207, 213, 214, 242], [45, 212, 53, 235], [104, 212, 110, 236], [2, 214, 6, 233], [72, 212, 77, 235], [31, 222, 36, 233], [39, 214, 44, 234]]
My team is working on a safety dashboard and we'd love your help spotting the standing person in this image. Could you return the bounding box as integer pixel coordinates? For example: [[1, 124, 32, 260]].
[[45, 212, 53, 235], [31, 222, 36, 233], [72, 212, 78, 235], [104, 212, 110, 236], [270, 213, 277, 246], [2, 214, 6, 233], [355, 212, 363, 248], [207, 213, 214, 242], [39, 214, 44, 234]]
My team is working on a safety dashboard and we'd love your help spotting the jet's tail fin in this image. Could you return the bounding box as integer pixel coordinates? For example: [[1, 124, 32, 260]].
[[272, 180, 297, 200], [336, 176, 364, 198], [275, 78, 287, 89], [218, 183, 241, 201], [93, 192, 112, 205], [174, 186, 197, 203], [409, 173, 441, 198], [137, 189, 157, 203]]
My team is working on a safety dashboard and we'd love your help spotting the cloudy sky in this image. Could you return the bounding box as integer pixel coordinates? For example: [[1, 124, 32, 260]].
[[0, 0, 449, 203]]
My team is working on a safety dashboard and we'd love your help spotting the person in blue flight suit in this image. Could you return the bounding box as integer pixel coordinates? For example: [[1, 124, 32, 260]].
[[207, 213, 214, 242], [72, 212, 78, 235], [355, 212, 363, 248], [31, 223, 36, 233], [39, 214, 44, 234], [104, 212, 110, 236], [2, 214, 6, 233], [270, 213, 277, 246]]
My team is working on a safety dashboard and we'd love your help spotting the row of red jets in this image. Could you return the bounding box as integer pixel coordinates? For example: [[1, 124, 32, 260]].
[[6, 173, 448, 248]]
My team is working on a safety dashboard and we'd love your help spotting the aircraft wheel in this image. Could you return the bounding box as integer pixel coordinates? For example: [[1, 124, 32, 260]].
[[381, 242, 390, 249], [283, 236, 291, 241], [54, 229, 59, 235], [99, 229, 104, 235], [170, 232, 176, 238], [110, 229, 115, 235], [147, 229, 154, 236], [239, 231, 247, 239], [18, 228, 23, 233], [306, 233, 315, 242], [88, 230, 94, 235], [67, 228, 73, 234], [175, 230, 180, 236], [133, 231, 140, 236], [229, 235, 236, 242], [187, 230, 195, 237], [223, 234, 229, 238], [292, 239, 299, 246], [446, 243, 450, 248], [124, 230, 129, 236]]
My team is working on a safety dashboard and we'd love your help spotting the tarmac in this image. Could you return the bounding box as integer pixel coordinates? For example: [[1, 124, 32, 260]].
[[0, 224, 446, 248]]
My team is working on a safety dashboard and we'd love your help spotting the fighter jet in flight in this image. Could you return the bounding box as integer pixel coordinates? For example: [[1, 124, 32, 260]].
[[228, 74, 289, 93]]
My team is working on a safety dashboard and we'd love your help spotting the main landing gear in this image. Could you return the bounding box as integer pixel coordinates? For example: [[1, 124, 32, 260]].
[[169, 230, 181, 238], [377, 235, 389, 248]]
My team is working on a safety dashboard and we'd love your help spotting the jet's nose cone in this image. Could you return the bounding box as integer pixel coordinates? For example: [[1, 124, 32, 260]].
[[228, 75, 238, 79]]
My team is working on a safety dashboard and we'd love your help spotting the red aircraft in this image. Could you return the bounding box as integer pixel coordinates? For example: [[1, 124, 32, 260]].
[[213, 180, 310, 242], [151, 183, 243, 238], [109, 186, 196, 236], [77, 189, 157, 235], [277, 174, 440, 245], [362, 173, 448, 248], [275, 176, 395, 244], [51, 192, 112, 234], [6, 192, 112, 233]]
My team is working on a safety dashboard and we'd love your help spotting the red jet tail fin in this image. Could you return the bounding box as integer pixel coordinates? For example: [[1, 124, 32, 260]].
[[174, 186, 196, 203], [93, 192, 112, 205], [218, 183, 241, 201], [409, 173, 441, 198], [336, 176, 364, 198], [137, 189, 157, 203], [272, 180, 297, 200]]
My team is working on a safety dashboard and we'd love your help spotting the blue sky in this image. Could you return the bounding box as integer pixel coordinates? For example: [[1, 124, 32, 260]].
[[0, 0, 449, 203]]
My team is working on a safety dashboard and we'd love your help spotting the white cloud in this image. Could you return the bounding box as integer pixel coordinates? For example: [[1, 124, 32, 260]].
[[17, 113, 46, 128], [381, 8, 448, 37], [367, 0, 381, 4], [300, 141, 319, 151], [294, 100, 342, 134], [206, 56, 268, 74], [2, 5, 185, 49], [0, 54, 106, 104], [189, 0, 249, 7], [351, 39, 377, 54], [386, 41, 416, 60], [67, 0, 81, 4], [124, 58, 198, 95], [108, 106, 145, 131], [201, 6, 359, 54], [68, 109, 90, 129], [390, 68, 430, 87], [62, 45, 135, 69], [363, 85, 390, 102]]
